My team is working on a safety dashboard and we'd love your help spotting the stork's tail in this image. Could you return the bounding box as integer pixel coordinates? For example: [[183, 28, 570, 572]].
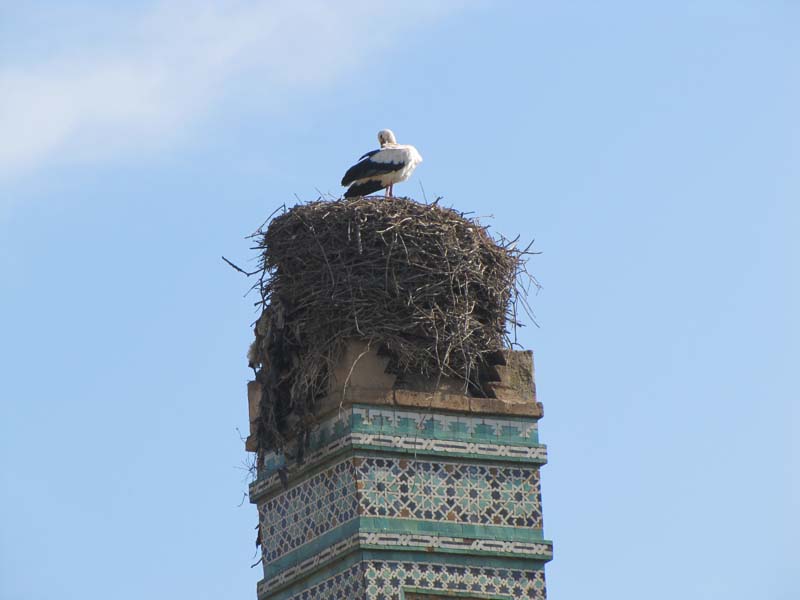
[[344, 179, 385, 198]]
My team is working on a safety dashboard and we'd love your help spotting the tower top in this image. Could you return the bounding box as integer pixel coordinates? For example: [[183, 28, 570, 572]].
[[245, 197, 534, 459]]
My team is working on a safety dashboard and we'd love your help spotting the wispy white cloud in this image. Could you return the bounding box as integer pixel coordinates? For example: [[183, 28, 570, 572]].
[[0, 0, 467, 178]]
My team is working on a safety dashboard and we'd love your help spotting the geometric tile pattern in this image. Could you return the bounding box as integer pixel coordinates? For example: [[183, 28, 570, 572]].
[[258, 460, 358, 562], [355, 457, 542, 528], [272, 560, 546, 600], [273, 562, 365, 600], [257, 454, 544, 571], [363, 560, 547, 600]]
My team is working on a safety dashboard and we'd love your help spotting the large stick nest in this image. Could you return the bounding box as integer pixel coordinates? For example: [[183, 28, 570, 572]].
[[245, 197, 536, 458]]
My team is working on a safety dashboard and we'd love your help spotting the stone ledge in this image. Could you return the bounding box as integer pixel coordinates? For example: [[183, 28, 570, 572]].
[[316, 389, 543, 420], [314, 340, 540, 421]]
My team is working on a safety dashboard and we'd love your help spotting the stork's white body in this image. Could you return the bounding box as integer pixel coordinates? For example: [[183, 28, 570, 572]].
[[364, 144, 422, 188], [341, 130, 422, 198]]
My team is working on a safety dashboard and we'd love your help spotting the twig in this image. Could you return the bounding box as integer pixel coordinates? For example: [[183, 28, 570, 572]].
[[222, 255, 259, 276]]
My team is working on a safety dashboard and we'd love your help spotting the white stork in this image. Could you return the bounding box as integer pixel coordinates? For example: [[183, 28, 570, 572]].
[[341, 129, 422, 198]]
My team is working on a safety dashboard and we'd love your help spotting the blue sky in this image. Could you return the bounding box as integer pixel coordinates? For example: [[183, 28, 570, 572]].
[[1, 1, 797, 599]]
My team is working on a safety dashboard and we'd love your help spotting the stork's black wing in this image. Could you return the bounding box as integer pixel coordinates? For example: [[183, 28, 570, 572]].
[[344, 178, 386, 198], [341, 148, 404, 186]]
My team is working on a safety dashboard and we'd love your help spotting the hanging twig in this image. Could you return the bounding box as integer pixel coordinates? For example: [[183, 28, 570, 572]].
[[222, 255, 259, 276]]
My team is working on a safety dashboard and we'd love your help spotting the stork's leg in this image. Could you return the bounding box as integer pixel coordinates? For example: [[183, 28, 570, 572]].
[[386, 184, 393, 198]]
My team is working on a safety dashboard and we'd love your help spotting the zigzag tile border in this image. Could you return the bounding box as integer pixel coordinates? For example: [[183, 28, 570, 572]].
[[351, 432, 547, 461], [262, 530, 552, 593], [352, 407, 539, 444], [258, 405, 541, 474], [360, 532, 552, 558]]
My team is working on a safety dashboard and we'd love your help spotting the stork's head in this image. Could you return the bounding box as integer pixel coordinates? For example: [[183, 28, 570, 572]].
[[378, 129, 397, 146]]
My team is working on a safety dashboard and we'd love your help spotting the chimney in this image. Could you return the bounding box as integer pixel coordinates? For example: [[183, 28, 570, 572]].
[[242, 198, 551, 599]]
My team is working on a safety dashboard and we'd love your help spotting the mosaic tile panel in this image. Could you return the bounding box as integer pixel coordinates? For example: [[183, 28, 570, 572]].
[[258, 454, 544, 577], [258, 459, 358, 562], [355, 457, 542, 528], [254, 403, 549, 598], [263, 561, 366, 600], [271, 560, 546, 600], [363, 560, 546, 600]]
